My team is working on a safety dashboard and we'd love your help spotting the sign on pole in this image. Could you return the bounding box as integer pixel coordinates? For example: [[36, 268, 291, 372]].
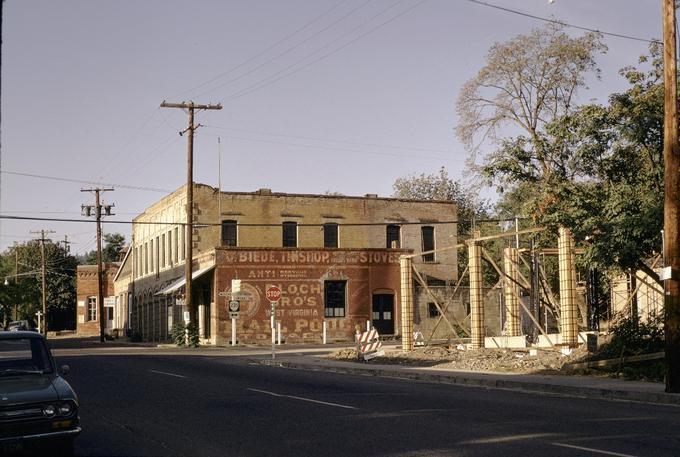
[[266, 286, 281, 359], [266, 286, 281, 302], [229, 299, 240, 319]]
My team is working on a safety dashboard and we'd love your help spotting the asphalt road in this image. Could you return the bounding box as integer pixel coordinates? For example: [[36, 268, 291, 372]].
[[55, 350, 680, 457]]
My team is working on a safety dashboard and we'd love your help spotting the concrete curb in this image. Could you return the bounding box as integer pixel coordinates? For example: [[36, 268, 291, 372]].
[[259, 359, 680, 407]]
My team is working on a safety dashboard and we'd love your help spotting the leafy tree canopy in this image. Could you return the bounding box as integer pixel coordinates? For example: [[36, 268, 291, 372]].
[[487, 44, 665, 276], [392, 166, 489, 236], [79, 232, 126, 264], [0, 241, 78, 329]]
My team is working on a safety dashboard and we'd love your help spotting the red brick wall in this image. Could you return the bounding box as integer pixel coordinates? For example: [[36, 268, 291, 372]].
[[214, 248, 406, 344], [76, 264, 118, 336]]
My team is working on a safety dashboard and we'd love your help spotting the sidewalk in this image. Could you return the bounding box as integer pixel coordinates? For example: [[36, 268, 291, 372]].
[[257, 351, 680, 407]]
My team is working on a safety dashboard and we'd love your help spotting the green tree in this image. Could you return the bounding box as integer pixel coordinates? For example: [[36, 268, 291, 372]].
[[456, 23, 606, 201], [502, 46, 664, 278], [0, 241, 78, 330], [79, 233, 126, 264], [392, 167, 496, 286], [392, 166, 489, 236]]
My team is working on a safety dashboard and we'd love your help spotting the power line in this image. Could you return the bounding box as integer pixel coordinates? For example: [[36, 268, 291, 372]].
[[466, 0, 661, 44], [1, 170, 173, 193], [186, 0, 357, 100], [221, 0, 426, 102], [203, 125, 455, 155], [202, 130, 460, 162], [0, 213, 519, 227]]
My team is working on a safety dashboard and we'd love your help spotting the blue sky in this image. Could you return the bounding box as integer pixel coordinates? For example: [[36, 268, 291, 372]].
[[0, 0, 662, 255]]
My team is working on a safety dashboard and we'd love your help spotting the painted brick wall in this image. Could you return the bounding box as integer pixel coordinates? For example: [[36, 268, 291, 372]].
[[76, 264, 118, 336]]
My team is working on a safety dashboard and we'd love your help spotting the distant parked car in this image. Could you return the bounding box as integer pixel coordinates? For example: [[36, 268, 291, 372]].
[[0, 331, 80, 455], [6, 321, 32, 332]]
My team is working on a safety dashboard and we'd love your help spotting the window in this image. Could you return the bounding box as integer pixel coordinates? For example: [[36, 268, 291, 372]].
[[282, 221, 297, 247], [135, 247, 140, 278], [421, 226, 435, 262], [428, 302, 441, 318], [324, 280, 346, 317], [323, 223, 338, 248], [144, 242, 149, 275], [87, 296, 97, 321], [173, 227, 179, 264], [221, 220, 237, 247], [180, 227, 185, 261], [386, 224, 401, 248], [152, 237, 158, 273], [161, 234, 166, 268]]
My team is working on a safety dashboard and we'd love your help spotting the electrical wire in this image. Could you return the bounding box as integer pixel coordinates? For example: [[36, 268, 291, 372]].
[[195, 0, 376, 99], [203, 125, 455, 155], [0, 213, 518, 227], [221, 0, 426, 102], [466, 0, 661, 44], [1, 171, 173, 193], [172, 0, 349, 99], [201, 130, 460, 162]]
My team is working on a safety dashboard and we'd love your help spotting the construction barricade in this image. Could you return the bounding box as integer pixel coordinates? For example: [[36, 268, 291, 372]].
[[355, 328, 384, 361]]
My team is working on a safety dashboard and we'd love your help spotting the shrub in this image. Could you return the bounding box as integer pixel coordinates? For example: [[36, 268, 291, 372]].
[[600, 312, 664, 359], [171, 323, 187, 347], [594, 312, 665, 382], [186, 322, 200, 348]]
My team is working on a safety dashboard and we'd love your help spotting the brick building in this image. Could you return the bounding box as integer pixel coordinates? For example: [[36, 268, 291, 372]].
[[116, 183, 458, 344], [76, 263, 120, 336]]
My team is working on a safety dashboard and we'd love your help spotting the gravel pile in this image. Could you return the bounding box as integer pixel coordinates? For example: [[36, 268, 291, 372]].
[[326, 345, 589, 374]]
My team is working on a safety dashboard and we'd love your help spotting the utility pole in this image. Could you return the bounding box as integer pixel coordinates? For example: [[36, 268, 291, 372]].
[[160, 101, 222, 329], [82, 188, 115, 343], [30, 230, 55, 337], [662, 0, 680, 393], [60, 235, 72, 255]]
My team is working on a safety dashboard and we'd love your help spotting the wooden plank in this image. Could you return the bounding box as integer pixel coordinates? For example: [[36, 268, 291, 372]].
[[567, 352, 665, 370]]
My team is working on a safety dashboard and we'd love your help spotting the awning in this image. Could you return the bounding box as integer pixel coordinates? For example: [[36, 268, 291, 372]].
[[156, 264, 215, 295]]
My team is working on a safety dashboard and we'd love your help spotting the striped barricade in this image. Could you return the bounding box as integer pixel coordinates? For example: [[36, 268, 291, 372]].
[[355, 328, 384, 361]]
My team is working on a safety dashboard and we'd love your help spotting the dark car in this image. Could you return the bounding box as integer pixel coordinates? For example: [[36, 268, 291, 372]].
[[6, 321, 32, 332], [0, 331, 80, 456]]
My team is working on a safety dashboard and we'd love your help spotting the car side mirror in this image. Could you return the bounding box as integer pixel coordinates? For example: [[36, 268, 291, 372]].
[[60, 365, 70, 376]]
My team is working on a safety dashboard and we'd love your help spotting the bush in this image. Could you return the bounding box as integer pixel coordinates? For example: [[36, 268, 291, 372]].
[[186, 322, 199, 348], [171, 323, 187, 347], [600, 312, 664, 359], [594, 312, 665, 382], [170, 322, 200, 348]]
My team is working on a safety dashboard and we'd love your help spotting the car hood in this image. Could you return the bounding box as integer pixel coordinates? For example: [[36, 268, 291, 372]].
[[0, 374, 59, 406]]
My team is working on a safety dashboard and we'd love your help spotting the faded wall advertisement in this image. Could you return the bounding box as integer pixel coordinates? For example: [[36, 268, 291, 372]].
[[214, 249, 405, 344]]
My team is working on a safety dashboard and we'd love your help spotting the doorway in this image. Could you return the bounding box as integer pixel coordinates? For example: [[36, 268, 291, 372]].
[[372, 294, 394, 335]]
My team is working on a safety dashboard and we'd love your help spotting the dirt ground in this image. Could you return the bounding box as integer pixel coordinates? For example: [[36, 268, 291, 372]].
[[327, 344, 591, 375]]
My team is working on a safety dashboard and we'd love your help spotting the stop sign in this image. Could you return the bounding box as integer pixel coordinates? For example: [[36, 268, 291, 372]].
[[266, 286, 282, 302]]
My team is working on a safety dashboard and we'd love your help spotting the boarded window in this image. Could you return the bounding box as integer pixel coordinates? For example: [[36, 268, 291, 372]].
[[282, 222, 297, 247], [323, 223, 339, 248], [386, 224, 401, 248], [421, 226, 435, 262], [221, 220, 237, 247], [324, 280, 346, 317]]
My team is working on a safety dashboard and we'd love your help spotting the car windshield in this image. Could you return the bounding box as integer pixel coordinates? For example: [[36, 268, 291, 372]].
[[0, 338, 53, 375]]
